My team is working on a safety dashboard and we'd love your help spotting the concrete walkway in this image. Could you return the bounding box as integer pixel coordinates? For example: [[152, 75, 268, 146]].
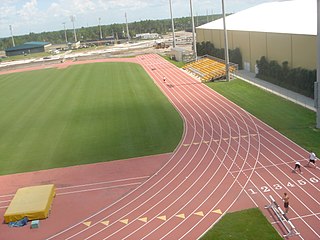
[[235, 70, 316, 112]]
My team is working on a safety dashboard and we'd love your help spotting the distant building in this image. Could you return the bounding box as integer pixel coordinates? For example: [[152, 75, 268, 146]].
[[67, 41, 80, 50], [5, 42, 52, 57], [171, 47, 193, 62], [136, 33, 160, 39], [196, 0, 316, 73]]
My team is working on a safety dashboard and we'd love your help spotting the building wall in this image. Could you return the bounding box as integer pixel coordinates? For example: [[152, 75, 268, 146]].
[[6, 47, 45, 57], [292, 34, 316, 70], [266, 33, 292, 68], [249, 32, 267, 72], [196, 28, 316, 72]]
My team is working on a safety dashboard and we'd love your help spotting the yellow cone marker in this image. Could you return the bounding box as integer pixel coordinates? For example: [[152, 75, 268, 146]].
[[101, 221, 109, 226], [176, 214, 185, 219], [157, 215, 166, 221], [139, 217, 148, 223], [83, 221, 91, 227], [212, 209, 222, 215], [194, 211, 204, 217], [120, 219, 129, 224]]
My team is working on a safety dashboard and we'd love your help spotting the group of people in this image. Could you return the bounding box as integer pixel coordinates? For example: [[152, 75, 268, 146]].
[[293, 151, 317, 174], [285, 152, 317, 214]]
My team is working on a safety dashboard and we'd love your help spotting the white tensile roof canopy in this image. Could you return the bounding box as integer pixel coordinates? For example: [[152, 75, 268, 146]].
[[197, 0, 316, 36]]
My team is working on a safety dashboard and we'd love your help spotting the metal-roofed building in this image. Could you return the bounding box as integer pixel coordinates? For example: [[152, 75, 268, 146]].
[[196, 0, 316, 73], [5, 42, 52, 57]]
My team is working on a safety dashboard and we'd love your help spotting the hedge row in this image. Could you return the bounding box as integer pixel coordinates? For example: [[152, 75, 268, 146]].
[[196, 41, 243, 69], [256, 56, 316, 98]]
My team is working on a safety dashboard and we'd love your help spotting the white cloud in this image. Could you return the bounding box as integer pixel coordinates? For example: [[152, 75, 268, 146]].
[[17, 0, 40, 21], [0, 0, 285, 38]]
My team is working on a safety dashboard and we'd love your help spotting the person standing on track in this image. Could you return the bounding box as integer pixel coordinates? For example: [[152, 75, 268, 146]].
[[307, 151, 317, 168], [283, 192, 289, 214], [293, 160, 302, 173], [163, 76, 166, 83]]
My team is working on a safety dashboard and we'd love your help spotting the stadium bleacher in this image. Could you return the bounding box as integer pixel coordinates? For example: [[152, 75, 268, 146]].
[[183, 56, 237, 82]]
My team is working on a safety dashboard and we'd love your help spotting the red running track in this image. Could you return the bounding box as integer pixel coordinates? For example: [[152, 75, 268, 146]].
[[1, 54, 319, 239]]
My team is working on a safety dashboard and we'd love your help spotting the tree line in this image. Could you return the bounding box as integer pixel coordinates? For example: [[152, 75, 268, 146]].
[[0, 14, 222, 51]]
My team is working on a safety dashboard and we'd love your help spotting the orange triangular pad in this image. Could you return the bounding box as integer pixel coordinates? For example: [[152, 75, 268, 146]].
[[194, 211, 204, 217], [212, 209, 222, 215], [176, 214, 185, 219], [157, 215, 166, 221], [101, 221, 109, 226], [138, 217, 148, 223], [120, 219, 129, 224], [83, 221, 91, 227]]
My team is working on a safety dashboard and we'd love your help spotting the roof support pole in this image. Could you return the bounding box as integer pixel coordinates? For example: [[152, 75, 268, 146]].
[[189, 0, 197, 60], [316, 0, 320, 128], [222, 0, 230, 81], [169, 0, 176, 48]]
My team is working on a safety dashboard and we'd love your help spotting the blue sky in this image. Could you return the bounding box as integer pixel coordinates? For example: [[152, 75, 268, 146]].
[[0, 0, 277, 38]]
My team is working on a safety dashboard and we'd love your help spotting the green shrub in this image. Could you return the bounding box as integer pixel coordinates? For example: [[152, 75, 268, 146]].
[[256, 56, 316, 98], [197, 41, 243, 69]]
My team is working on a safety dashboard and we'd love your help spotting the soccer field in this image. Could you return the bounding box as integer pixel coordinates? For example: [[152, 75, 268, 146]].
[[0, 62, 183, 175]]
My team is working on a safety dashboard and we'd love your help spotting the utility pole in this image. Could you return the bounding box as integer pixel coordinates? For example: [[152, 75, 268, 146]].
[[9, 25, 15, 47], [99, 17, 103, 39], [62, 22, 68, 44], [189, 0, 197, 60], [70, 15, 77, 42], [169, 0, 176, 48], [316, 0, 320, 128], [222, 0, 230, 81], [125, 12, 130, 41]]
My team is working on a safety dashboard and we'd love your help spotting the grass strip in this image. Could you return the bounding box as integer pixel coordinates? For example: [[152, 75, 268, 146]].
[[201, 208, 282, 240], [206, 79, 320, 155]]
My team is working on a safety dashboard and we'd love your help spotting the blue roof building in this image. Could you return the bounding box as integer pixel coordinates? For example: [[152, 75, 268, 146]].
[[5, 42, 52, 57]]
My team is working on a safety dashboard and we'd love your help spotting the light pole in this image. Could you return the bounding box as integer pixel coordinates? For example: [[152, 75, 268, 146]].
[[9, 25, 15, 47], [169, 0, 176, 48], [62, 22, 68, 44], [70, 15, 77, 42], [125, 12, 130, 41], [316, 0, 320, 128], [222, 0, 230, 81], [189, 0, 197, 59], [99, 17, 103, 39]]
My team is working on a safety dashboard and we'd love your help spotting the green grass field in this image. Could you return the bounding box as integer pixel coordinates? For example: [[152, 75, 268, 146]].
[[0, 62, 183, 175], [201, 208, 282, 240], [206, 79, 320, 155]]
